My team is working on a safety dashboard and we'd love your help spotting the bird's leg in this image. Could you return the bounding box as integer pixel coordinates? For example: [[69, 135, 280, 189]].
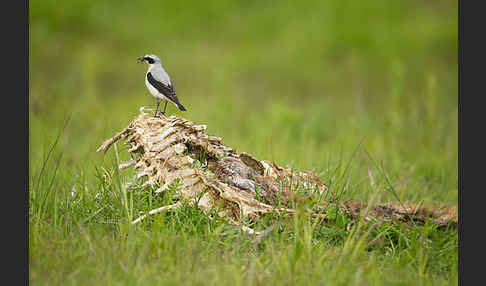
[[162, 101, 168, 115], [154, 100, 161, 117]]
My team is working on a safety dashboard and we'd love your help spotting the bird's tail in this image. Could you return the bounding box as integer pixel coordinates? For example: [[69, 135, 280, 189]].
[[170, 95, 187, 111]]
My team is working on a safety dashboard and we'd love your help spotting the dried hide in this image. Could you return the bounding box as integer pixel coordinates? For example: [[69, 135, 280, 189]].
[[97, 108, 457, 231]]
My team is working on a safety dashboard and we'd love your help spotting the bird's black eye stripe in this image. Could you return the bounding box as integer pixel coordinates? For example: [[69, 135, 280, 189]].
[[144, 57, 155, 64]]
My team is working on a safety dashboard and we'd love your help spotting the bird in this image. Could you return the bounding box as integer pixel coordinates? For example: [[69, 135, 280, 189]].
[[137, 54, 186, 117]]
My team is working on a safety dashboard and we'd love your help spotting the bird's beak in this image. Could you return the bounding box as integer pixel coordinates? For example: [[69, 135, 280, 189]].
[[136, 56, 144, 63]]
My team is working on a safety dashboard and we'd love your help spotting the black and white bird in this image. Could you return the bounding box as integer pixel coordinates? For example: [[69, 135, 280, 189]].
[[137, 54, 186, 116]]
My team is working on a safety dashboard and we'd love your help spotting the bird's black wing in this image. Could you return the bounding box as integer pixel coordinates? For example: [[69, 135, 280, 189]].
[[147, 72, 186, 111], [147, 72, 177, 99]]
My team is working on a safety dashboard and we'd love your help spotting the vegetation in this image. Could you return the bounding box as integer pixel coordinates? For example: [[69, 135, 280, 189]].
[[30, 0, 457, 285]]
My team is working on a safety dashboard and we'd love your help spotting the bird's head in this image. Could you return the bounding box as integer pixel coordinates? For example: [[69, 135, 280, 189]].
[[137, 54, 161, 65]]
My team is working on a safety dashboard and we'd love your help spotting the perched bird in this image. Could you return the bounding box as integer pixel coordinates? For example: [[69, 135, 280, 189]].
[[137, 54, 186, 116]]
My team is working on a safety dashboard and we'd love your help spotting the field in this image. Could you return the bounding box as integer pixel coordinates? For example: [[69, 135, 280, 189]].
[[29, 0, 458, 285]]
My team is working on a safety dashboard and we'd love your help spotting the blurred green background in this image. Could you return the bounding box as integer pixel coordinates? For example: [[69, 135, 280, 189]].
[[29, 0, 457, 205]]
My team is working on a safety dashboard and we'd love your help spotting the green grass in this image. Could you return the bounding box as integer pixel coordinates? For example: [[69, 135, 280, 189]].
[[30, 0, 457, 284]]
